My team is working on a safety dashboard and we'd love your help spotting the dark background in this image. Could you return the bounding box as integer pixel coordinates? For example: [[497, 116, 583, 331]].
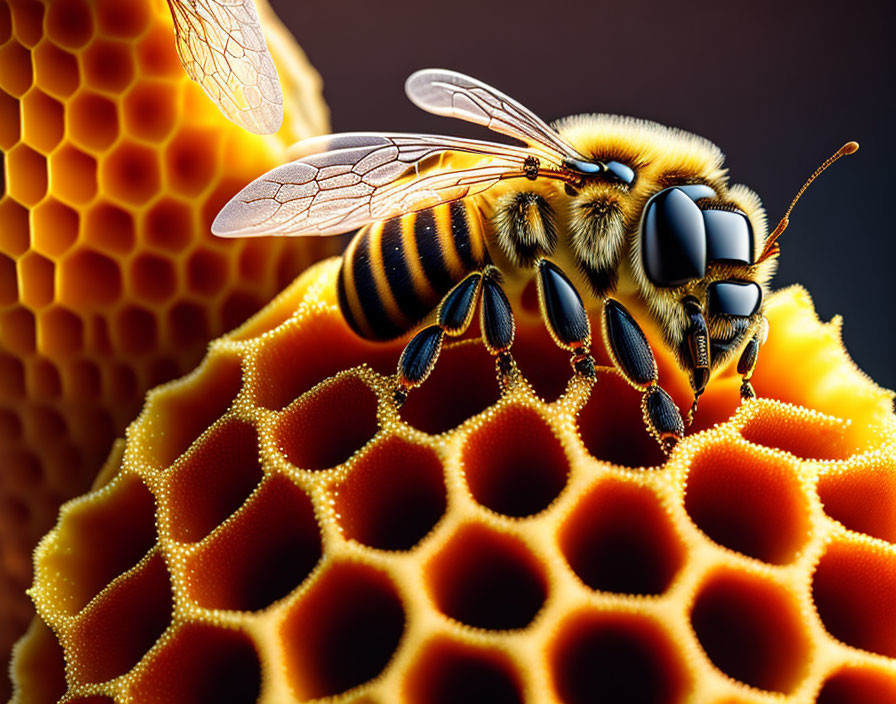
[[272, 0, 896, 390]]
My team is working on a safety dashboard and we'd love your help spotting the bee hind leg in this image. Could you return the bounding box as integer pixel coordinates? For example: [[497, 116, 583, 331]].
[[536, 259, 597, 379], [394, 272, 484, 406], [601, 299, 685, 453]]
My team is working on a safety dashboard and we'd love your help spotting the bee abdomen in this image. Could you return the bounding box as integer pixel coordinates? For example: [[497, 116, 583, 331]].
[[338, 201, 487, 340]]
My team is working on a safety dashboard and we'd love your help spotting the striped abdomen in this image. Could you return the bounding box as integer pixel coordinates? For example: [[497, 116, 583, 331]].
[[338, 201, 488, 340]]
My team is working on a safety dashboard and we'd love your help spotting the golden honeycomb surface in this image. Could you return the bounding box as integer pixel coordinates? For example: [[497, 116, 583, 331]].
[[0, 0, 332, 684], [11, 258, 896, 703]]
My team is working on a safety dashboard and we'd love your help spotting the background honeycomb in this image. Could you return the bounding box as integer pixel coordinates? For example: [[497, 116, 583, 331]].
[[0, 0, 332, 687], [12, 259, 896, 703]]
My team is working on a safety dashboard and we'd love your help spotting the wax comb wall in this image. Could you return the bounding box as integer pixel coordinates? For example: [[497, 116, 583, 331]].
[[0, 0, 332, 687], [12, 259, 896, 703]]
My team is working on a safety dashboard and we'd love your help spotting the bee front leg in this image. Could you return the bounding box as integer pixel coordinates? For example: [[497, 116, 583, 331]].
[[601, 299, 685, 453], [736, 318, 767, 400], [394, 272, 484, 406], [536, 258, 596, 379]]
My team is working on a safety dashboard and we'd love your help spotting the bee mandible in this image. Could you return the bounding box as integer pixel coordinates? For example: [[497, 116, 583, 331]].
[[212, 69, 856, 451]]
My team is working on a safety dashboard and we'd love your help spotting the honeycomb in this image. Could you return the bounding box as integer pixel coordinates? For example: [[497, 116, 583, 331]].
[[0, 0, 332, 678], [11, 257, 896, 703]]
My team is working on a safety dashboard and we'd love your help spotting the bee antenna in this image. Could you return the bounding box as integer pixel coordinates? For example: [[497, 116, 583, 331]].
[[756, 141, 859, 263]]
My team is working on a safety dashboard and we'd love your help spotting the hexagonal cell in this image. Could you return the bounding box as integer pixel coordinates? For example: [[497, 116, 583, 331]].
[[5, 144, 47, 205], [0, 352, 26, 397], [221, 290, 265, 332], [38, 474, 156, 617], [1, 308, 36, 355], [21, 89, 64, 152], [691, 569, 811, 693], [253, 311, 401, 411], [168, 302, 210, 349], [64, 359, 100, 401], [114, 305, 157, 356], [281, 561, 406, 700], [142, 197, 192, 251], [45, 0, 93, 49], [0, 91, 19, 148], [817, 463, 896, 542], [48, 146, 97, 204], [0, 41, 32, 96], [740, 403, 852, 460], [812, 540, 896, 657], [0, 2, 9, 44], [101, 141, 161, 205], [31, 198, 79, 257], [559, 479, 685, 595], [141, 352, 243, 469], [18, 252, 54, 309], [95, 0, 152, 39], [68, 91, 118, 151], [59, 249, 122, 307], [463, 404, 569, 517], [130, 254, 176, 304], [67, 553, 172, 684], [0, 255, 18, 306], [182, 474, 320, 611], [84, 203, 134, 255], [404, 638, 524, 704], [684, 441, 812, 564], [9, 620, 67, 704], [577, 370, 667, 468], [401, 342, 503, 434], [0, 408, 22, 444], [549, 610, 690, 704], [128, 624, 261, 704], [276, 375, 379, 470], [165, 128, 219, 197], [27, 358, 62, 399], [9, 0, 44, 47], [426, 523, 547, 630], [136, 22, 182, 77], [32, 41, 79, 99], [186, 248, 229, 298], [123, 81, 177, 141], [334, 436, 446, 551], [166, 419, 263, 543], [82, 38, 133, 92], [0, 198, 30, 256], [2, 447, 40, 491], [816, 666, 896, 704]]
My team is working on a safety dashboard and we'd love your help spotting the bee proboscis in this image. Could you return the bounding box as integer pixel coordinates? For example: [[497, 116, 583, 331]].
[[213, 68, 855, 450]]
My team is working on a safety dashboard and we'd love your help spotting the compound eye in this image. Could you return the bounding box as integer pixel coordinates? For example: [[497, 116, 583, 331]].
[[707, 281, 762, 317], [703, 209, 754, 265], [643, 187, 707, 287]]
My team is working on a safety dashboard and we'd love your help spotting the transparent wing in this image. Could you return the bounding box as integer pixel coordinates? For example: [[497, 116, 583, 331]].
[[405, 69, 586, 162], [212, 132, 572, 237], [167, 0, 283, 134]]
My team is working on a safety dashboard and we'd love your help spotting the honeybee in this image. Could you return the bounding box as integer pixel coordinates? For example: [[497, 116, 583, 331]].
[[213, 69, 855, 450], [166, 0, 283, 134]]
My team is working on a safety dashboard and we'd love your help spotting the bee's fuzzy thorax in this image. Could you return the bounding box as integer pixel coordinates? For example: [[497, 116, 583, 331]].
[[553, 113, 728, 187]]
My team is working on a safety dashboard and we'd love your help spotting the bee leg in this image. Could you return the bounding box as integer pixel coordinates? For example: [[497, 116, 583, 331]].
[[394, 272, 484, 406], [480, 267, 518, 390], [681, 297, 710, 426], [602, 299, 685, 452], [737, 331, 762, 401], [536, 259, 596, 378]]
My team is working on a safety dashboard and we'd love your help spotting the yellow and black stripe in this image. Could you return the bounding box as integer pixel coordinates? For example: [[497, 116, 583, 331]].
[[337, 201, 488, 340]]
